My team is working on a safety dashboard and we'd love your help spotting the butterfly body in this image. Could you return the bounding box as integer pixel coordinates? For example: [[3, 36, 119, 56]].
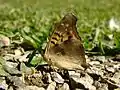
[[44, 13, 87, 70]]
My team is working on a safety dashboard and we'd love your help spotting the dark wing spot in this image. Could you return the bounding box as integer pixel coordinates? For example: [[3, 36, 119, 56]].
[[51, 41, 56, 45], [54, 32, 61, 37], [52, 37, 58, 41]]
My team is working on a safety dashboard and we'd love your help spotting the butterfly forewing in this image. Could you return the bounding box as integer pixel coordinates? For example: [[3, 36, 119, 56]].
[[44, 13, 87, 70]]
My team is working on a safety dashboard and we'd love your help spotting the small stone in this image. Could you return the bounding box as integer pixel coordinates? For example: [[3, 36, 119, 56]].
[[24, 86, 45, 90], [47, 82, 56, 90], [46, 73, 52, 83], [86, 67, 104, 77], [6, 61, 18, 68], [114, 63, 120, 70], [14, 49, 22, 56], [15, 51, 30, 62], [51, 72, 64, 84], [0, 35, 10, 47], [93, 56, 106, 63], [89, 61, 100, 65], [0, 80, 8, 90], [68, 71, 76, 76], [6, 76, 25, 88], [111, 71, 120, 84], [42, 73, 52, 84], [114, 88, 120, 90], [105, 65, 115, 73], [69, 71, 96, 90], [94, 81, 101, 89], [20, 63, 35, 75], [58, 83, 70, 90], [98, 83, 108, 90], [8, 86, 14, 90], [94, 81, 108, 90]]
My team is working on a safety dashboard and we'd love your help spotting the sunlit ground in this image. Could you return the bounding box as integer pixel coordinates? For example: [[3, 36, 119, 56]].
[[0, 0, 120, 54]]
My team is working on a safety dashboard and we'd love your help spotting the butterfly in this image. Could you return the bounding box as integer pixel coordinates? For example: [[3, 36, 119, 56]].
[[44, 13, 88, 70]]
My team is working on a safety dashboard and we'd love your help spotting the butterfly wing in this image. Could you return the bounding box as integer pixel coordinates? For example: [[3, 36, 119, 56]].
[[44, 13, 87, 70]]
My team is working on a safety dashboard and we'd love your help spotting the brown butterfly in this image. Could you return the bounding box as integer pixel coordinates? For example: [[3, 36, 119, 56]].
[[44, 13, 88, 70]]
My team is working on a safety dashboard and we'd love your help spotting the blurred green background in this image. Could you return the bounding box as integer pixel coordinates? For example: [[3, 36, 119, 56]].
[[0, 0, 120, 55]]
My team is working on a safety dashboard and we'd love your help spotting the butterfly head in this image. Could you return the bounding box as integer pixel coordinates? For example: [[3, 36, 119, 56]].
[[60, 13, 79, 39], [61, 13, 77, 26]]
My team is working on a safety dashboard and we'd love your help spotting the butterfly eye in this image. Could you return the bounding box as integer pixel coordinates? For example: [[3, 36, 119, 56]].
[[48, 58, 51, 62]]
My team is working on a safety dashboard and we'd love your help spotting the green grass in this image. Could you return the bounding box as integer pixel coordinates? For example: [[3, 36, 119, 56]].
[[0, 0, 120, 55]]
